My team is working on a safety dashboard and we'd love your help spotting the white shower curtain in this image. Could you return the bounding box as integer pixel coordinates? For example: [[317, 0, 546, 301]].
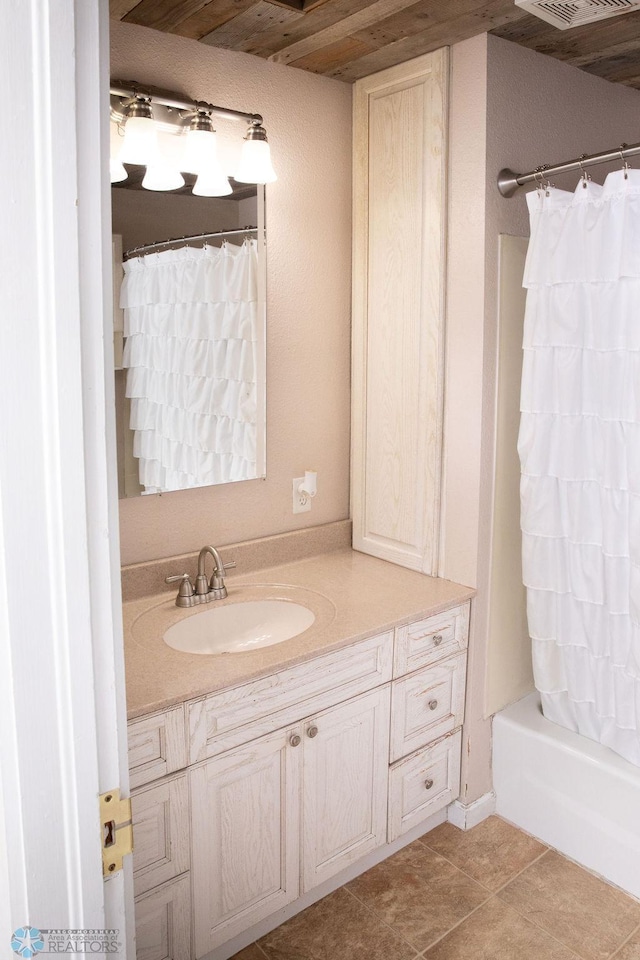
[[121, 239, 258, 493], [519, 169, 640, 767]]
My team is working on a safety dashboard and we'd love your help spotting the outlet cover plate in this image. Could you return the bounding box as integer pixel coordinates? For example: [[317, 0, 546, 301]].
[[292, 478, 311, 514]]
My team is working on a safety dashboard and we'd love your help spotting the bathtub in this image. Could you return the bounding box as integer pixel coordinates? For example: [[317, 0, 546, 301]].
[[493, 692, 640, 899]]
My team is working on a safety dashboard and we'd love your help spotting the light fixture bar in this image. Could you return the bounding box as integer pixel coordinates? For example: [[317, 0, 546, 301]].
[[110, 82, 262, 127]]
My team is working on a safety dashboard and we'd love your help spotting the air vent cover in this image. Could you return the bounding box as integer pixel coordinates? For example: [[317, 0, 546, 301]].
[[515, 0, 640, 29]]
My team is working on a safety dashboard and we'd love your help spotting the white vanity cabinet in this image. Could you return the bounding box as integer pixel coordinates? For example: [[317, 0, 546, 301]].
[[190, 685, 390, 957], [127, 599, 470, 960]]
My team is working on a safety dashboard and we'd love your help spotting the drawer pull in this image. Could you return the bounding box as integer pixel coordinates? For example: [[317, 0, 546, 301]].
[[425, 778, 434, 790], [306, 725, 318, 739], [433, 634, 443, 646], [289, 734, 301, 747], [428, 699, 438, 711]]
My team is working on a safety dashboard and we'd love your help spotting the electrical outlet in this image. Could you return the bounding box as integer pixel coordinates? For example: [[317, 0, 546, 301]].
[[292, 477, 311, 514]]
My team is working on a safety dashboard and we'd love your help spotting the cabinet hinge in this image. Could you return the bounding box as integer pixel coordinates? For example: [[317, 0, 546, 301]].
[[100, 789, 133, 877]]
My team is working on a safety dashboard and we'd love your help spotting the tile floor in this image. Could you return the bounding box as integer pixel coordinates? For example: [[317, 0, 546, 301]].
[[231, 816, 640, 960]]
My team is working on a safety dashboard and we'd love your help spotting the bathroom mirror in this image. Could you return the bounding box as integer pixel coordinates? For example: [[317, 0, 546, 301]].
[[112, 163, 266, 499]]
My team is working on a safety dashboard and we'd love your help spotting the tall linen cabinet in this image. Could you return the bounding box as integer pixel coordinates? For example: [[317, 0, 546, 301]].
[[351, 49, 448, 573]]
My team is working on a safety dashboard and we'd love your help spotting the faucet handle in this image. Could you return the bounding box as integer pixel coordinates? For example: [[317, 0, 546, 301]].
[[222, 560, 236, 571], [165, 573, 195, 597]]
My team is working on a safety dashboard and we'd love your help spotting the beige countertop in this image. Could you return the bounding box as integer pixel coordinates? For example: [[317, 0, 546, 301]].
[[124, 548, 475, 720]]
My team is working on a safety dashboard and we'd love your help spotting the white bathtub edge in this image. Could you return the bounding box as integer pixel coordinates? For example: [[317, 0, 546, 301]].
[[493, 692, 640, 900]]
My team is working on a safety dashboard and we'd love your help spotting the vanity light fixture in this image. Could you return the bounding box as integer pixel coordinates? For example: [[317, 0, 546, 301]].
[[110, 82, 277, 193], [142, 131, 184, 190], [182, 108, 232, 196], [192, 169, 233, 197], [141, 160, 185, 192], [236, 120, 278, 185], [182, 110, 218, 174], [118, 95, 158, 166]]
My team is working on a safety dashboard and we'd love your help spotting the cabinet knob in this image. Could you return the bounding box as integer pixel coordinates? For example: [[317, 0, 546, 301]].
[[428, 699, 438, 711], [306, 725, 318, 739], [289, 734, 301, 747], [433, 634, 443, 646], [425, 778, 434, 790]]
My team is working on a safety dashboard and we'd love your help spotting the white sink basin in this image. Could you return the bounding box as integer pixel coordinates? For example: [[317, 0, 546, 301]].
[[163, 599, 316, 655]]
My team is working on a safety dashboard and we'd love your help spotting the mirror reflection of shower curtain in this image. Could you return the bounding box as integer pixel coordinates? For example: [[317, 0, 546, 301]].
[[519, 170, 640, 767], [120, 239, 258, 492]]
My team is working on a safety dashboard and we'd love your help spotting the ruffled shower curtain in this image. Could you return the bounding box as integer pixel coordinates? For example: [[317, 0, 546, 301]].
[[121, 239, 258, 492], [519, 169, 640, 767]]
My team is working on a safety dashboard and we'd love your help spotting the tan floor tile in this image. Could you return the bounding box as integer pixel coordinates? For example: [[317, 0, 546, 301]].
[[424, 897, 579, 960], [346, 839, 490, 951], [257, 887, 416, 960], [498, 850, 640, 960], [230, 946, 268, 960], [422, 815, 547, 891], [615, 928, 640, 960]]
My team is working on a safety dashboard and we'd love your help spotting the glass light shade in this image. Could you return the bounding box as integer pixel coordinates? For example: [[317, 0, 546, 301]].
[[182, 129, 218, 175], [192, 169, 232, 197], [142, 162, 185, 191], [110, 158, 128, 183], [119, 115, 158, 166], [235, 139, 277, 184]]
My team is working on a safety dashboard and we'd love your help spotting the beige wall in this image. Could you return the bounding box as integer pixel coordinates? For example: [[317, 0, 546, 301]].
[[486, 234, 531, 716], [111, 21, 352, 564], [442, 35, 493, 803]]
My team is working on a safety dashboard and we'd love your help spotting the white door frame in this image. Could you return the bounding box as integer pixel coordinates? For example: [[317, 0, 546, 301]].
[[0, 0, 132, 951]]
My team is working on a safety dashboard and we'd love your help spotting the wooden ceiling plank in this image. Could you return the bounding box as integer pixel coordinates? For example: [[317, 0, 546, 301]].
[[579, 52, 640, 84], [488, 11, 555, 44], [351, 2, 446, 52], [241, 0, 380, 58], [200, 1, 304, 50], [123, 0, 212, 30], [327, 0, 529, 81], [288, 34, 373, 71], [109, 0, 143, 19], [268, 0, 304, 9], [171, 0, 259, 39], [490, 9, 640, 67], [270, 0, 428, 64]]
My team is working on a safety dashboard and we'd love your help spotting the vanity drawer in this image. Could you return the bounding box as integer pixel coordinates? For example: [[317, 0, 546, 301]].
[[128, 706, 187, 789], [388, 729, 462, 842], [132, 773, 190, 898], [390, 653, 466, 762], [188, 631, 393, 763], [394, 603, 470, 678]]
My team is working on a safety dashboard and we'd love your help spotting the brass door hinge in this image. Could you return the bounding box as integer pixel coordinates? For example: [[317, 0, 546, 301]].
[[100, 789, 133, 877]]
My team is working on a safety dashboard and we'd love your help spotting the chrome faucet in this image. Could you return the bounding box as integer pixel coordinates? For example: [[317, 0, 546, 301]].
[[165, 545, 236, 608]]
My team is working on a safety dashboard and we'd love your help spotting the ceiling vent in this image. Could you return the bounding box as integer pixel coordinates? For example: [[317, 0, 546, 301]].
[[515, 0, 640, 29]]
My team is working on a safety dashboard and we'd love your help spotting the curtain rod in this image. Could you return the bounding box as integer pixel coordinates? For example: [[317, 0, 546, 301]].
[[124, 227, 258, 259], [497, 141, 640, 198]]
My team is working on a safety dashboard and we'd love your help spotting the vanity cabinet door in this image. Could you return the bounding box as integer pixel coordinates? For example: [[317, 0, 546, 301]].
[[190, 725, 302, 958], [301, 685, 391, 893]]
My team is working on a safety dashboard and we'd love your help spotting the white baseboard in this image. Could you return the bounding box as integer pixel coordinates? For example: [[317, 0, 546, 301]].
[[447, 791, 496, 830]]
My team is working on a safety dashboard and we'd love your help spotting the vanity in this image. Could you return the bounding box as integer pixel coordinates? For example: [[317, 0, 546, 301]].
[[123, 541, 474, 960]]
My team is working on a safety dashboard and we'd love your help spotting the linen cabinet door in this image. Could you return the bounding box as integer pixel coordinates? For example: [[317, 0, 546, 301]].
[[301, 685, 391, 893], [190, 725, 302, 958]]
